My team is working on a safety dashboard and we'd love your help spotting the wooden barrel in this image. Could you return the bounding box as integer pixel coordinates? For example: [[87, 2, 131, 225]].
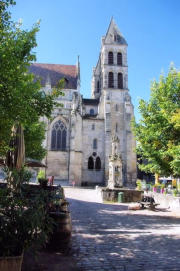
[[0, 254, 23, 271], [59, 200, 69, 212], [49, 211, 72, 247]]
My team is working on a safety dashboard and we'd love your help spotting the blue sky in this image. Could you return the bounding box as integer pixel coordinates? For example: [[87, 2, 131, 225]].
[[11, 0, 180, 121]]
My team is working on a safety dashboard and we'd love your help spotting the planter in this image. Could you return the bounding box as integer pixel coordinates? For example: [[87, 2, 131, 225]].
[[0, 253, 23, 271], [38, 178, 48, 188], [49, 211, 72, 247], [60, 200, 69, 212]]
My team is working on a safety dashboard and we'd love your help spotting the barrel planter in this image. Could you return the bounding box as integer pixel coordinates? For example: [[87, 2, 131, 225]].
[[49, 211, 72, 247], [0, 253, 23, 271], [60, 200, 69, 212]]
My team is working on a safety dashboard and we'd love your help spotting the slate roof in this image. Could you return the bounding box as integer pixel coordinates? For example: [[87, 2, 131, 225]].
[[82, 98, 99, 105], [29, 63, 78, 89]]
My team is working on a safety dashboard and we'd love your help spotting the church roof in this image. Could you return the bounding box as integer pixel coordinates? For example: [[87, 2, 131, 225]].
[[104, 18, 127, 45], [29, 63, 78, 89]]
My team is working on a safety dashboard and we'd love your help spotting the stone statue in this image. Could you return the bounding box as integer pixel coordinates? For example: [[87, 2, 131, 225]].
[[108, 134, 123, 188], [72, 92, 80, 115]]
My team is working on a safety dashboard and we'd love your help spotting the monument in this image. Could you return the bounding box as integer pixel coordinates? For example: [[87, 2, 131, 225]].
[[108, 135, 123, 189]]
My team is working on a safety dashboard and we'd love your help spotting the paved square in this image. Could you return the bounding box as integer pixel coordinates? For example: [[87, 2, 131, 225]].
[[65, 188, 180, 271]]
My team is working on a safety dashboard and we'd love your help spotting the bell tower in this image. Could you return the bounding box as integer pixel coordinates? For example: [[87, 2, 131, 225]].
[[93, 18, 137, 186]]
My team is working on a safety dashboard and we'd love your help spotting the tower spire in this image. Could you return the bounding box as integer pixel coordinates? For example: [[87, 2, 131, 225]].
[[76, 55, 80, 91]]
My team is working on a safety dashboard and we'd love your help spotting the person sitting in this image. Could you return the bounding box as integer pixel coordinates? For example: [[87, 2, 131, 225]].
[[142, 188, 154, 203], [48, 176, 54, 186]]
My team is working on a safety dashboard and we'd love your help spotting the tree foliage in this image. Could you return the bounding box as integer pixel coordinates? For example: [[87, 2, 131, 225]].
[[133, 66, 180, 177], [24, 122, 47, 160], [0, 0, 63, 158]]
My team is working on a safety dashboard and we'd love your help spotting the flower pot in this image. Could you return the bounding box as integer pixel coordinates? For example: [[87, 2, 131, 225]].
[[38, 178, 48, 188], [0, 253, 23, 271]]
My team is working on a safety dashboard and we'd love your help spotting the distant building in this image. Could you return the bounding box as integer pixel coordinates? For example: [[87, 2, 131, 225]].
[[30, 19, 137, 186]]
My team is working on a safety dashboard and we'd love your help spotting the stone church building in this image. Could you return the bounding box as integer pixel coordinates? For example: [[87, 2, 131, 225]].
[[29, 19, 137, 186]]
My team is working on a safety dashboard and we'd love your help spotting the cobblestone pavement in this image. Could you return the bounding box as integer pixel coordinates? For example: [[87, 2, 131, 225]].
[[64, 187, 180, 271]]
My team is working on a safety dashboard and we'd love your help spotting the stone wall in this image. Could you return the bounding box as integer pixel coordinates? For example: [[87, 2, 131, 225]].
[[82, 169, 104, 186], [46, 151, 69, 180], [100, 188, 142, 202], [82, 118, 105, 184]]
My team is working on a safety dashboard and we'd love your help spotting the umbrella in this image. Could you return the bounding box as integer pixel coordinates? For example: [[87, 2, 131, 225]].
[[6, 124, 25, 170], [25, 158, 47, 168]]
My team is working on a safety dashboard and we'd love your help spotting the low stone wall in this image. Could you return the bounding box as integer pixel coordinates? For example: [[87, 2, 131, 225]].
[[100, 188, 142, 203], [153, 192, 180, 211]]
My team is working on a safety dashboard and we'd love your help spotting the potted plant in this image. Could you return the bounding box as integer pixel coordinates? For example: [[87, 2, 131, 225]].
[[0, 167, 53, 271], [136, 179, 142, 190], [37, 169, 48, 187]]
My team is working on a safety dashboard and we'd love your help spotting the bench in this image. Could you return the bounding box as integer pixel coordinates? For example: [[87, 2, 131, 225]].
[[140, 201, 159, 210]]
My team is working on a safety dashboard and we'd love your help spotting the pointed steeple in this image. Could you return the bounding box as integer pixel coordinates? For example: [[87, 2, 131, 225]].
[[104, 18, 127, 45], [76, 55, 80, 91]]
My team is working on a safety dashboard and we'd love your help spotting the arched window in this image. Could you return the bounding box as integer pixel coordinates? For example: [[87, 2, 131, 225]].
[[95, 157, 101, 170], [115, 104, 118, 111], [92, 124, 95, 130], [108, 52, 113, 65], [108, 72, 114, 88], [97, 81, 100, 93], [88, 156, 94, 170], [118, 73, 123, 89], [51, 120, 67, 151], [117, 52, 122, 66], [90, 108, 94, 115], [93, 139, 97, 149], [115, 123, 118, 133]]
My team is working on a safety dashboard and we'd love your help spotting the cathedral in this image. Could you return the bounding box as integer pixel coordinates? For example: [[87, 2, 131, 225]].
[[29, 19, 137, 187]]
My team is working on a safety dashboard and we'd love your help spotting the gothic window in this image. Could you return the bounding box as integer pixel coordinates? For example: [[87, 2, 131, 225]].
[[108, 52, 113, 65], [97, 81, 100, 93], [92, 124, 95, 130], [126, 113, 131, 121], [88, 156, 94, 170], [115, 123, 118, 133], [118, 73, 123, 89], [51, 120, 67, 151], [108, 72, 114, 88], [115, 104, 119, 111], [93, 138, 97, 149], [90, 108, 95, 115], [95, 157, 101, 170], [117, 52, 122, 66], [106, 94, 110, 100]]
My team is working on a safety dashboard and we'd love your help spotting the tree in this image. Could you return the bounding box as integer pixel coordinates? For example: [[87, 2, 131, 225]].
[[24, 121, 47, 160], [0, 0, 63, 158], [133, 66, 180, 177]]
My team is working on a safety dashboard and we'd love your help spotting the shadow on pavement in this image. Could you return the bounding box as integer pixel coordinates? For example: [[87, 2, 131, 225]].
[[68, 197, 180, 271]]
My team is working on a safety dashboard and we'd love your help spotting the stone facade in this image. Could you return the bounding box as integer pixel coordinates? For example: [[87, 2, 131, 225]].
[[30, 19, 137, 186]]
